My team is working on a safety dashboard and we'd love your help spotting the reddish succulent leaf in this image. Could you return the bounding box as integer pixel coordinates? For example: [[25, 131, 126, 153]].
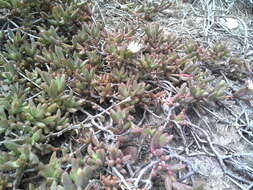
[[91, 135, 100, 146], [164, 175, 173, 190], [172, 182, 193, 190], [87, 144, 94, 156]]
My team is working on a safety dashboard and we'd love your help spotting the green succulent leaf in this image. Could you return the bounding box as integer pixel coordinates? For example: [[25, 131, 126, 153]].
[[62, 172, 76, 190]]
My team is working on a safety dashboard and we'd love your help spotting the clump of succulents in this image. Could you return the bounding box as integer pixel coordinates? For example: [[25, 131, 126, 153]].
[[135, 1, 174, 21], [0, 0, 250, 189], [37, 153, 95, 190]]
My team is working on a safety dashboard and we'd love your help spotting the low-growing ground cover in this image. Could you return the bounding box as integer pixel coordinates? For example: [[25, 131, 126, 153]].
[[0, 0, 252, 189]]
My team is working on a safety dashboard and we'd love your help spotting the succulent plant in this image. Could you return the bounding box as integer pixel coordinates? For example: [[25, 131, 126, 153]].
[[106, 144, 132, 175], [109, 106, 134, 134], [135, 0, 173, 21], [150, 129, 173, 156], [0, 0, 248, 189]]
